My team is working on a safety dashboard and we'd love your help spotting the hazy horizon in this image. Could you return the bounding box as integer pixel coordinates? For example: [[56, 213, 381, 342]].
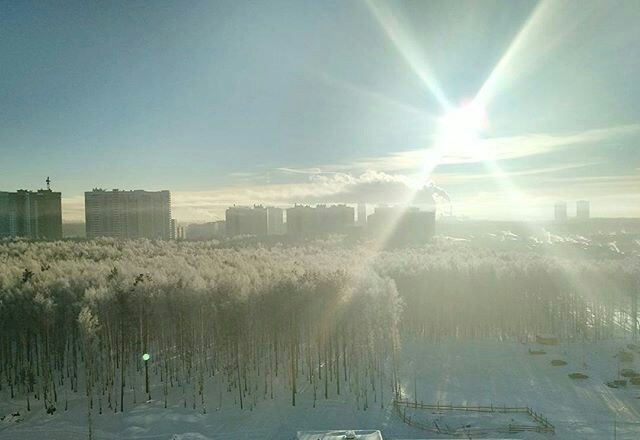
[[2, 0, 640, 223]]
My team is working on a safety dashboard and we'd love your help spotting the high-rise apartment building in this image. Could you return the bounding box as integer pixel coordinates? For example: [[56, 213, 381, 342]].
[[0, 188, 62, 240], [267, 207, 285, 235], [357, 203, 367, 226], [286, 204, 354, 235], [554, 202, 567, 222], [285, 205, 315, 235], [367, 206, 435, 246], [186, 221, 226, 240], [226, 205, 267, 236], [85, 189, 171, 240], [576, 200, 590, 219], [170, 218, 177, 240], [0, 192, 16, 237], [225, 205, 283, 237]]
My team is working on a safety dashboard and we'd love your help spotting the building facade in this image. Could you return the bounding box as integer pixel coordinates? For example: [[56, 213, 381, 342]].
[[554, 202, 567, 222], [576, 200, 590, 219], [0, 192, 16, 237], [225, 205, 267, 236], [85, 189, 171, 240], [367, 206, 435, 246], [225, 205, 284, 237], [186, 221, 226, 240], [170, 218, 177, 240], [0, 189, 62, 240], [286, 204, 354, 235], [267, 207, 285, 235], [357, 203, 367, 226], [285, 205, 314, 235]]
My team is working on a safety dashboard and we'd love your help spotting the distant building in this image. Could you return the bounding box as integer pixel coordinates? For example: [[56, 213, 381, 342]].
[[367, 206, 435, 246], [186, 221, 226, 240], [0, 187, 62, 240], [576, 200, 590, 219], [286, 204, 354, 235], [170, 218, 177, 240], [357, 203, 367, 226], [85, 189, 171, 240], [554, 202, 567, 222], [321, 204, 355, 232], [225, 205, 283, 237], [267, 207, 285, 235], [0, 192, 16, 237], [226, 205, 267, 236], [286, 205, 315, 235]]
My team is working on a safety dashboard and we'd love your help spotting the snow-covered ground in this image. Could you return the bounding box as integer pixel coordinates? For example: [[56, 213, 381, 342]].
[[1, 340, 639, 440], [398, 340, 640, 439]]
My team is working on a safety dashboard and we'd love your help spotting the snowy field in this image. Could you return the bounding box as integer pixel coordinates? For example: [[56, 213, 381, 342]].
[[2, 340, 639, 440], [397, 340, 640, 439]]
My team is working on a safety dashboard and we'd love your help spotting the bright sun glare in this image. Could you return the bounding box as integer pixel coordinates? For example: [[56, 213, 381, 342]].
[[437, 101, 490, 162]]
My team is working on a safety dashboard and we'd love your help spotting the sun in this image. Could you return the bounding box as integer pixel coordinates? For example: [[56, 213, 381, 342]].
[[436, 101, 490, 161]]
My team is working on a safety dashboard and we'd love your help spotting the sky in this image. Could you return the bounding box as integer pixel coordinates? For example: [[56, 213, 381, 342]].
[[1, 0, 639, 223]]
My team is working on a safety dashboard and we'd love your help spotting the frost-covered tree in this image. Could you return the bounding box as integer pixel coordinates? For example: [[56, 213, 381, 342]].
[[0, 238, 636, 420]]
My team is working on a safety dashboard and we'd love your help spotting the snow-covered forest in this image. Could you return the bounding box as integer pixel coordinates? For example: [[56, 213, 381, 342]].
[[376, 247, 639, 340], [0, 239, 638, 435]]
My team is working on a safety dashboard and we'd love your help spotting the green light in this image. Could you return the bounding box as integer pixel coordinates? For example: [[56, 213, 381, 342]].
[[142, 353, 150, 361]]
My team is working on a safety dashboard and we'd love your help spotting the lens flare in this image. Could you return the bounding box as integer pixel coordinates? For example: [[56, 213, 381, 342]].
[[437, 101, 489, 162]]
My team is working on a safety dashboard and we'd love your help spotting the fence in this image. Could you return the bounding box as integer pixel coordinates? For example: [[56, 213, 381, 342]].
[[393, 398, 555, 436]]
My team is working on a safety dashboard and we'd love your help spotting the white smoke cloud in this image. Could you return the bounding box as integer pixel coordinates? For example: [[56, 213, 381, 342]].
[[427, 181, 450, 202]]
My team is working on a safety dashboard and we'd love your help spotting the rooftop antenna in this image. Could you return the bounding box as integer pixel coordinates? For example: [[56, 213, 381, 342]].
[[46, 176, 51, 190]]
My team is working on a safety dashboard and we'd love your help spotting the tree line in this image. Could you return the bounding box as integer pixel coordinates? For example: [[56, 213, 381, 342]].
[[0, 239, 401, 437], [0, 239, 637, 429]]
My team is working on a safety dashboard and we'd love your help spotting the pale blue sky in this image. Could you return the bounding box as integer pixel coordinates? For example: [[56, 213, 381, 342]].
[[1, 0, 639, 221]]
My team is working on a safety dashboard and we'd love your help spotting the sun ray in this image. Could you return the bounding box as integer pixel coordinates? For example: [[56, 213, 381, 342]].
[[475, 0, 553, 106], [307, 70, 439, 121], [480, 160, 610, 325], [365, 0, 451, 110], [355, 0, 610, 295], [475, 0, 601, 107]]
